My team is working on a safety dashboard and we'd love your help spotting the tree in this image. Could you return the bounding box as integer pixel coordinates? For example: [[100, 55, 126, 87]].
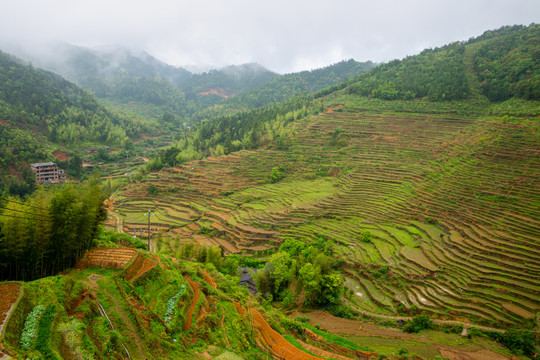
[[299, 263, 321, 302], [403, 315, 433, 333], [321, 273, 343, 305], [268, 251, 295, 297]]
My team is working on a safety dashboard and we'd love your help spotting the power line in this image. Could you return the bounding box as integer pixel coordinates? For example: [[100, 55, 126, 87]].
[[3, 198, 49, 211], [0, 207, 51, 219], [0, 213, 32, 221]]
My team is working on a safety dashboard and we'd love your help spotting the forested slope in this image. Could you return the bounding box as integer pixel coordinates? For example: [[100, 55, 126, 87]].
[[347, 24, 539, 102], [0, 51, 147, 167]]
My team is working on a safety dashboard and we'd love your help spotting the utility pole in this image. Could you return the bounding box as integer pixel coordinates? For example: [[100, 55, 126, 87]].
[[144, 209, 154, 251]]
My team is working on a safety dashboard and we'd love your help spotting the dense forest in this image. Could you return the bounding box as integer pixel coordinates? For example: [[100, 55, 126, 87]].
[[0, 51, 147, 165], [0, 180, 106, 280], [474, 24, 539, 101], [347, 24, 539, 102]]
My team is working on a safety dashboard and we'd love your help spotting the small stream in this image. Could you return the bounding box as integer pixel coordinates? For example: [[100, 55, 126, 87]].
[[97, 300, 131, 359]]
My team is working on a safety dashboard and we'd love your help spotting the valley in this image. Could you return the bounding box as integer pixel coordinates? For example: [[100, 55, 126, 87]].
[[0, 23, 538, 359]]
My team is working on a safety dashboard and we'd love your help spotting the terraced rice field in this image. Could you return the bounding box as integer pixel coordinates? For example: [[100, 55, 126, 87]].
[[76, 248, 137, 269], [114, 110, 540, 327], [249, 307, 324, 360]]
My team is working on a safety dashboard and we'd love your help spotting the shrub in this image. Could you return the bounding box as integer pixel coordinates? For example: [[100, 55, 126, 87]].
[[403, 315, 432, 333], [360, 230, 372, 243]]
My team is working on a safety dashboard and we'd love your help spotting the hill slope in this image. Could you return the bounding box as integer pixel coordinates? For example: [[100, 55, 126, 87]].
[[0, 50, 146, 171], [347, 24, 539, 102], [111, 24, 540, 331]]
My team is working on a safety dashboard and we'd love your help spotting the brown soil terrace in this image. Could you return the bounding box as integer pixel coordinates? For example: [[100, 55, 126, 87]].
[[184, 276, 200, 331], [0, 283, 21, 357], [76, 248, 137, 269]]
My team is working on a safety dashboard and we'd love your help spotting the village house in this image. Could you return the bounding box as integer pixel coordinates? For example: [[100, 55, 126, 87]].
[[30, 162, 66, 184]]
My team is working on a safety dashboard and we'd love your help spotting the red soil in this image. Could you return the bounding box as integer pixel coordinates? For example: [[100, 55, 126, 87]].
[[296, 340, 355, 360], [184, 277, 200, 331], [0, 283, 21, 336], [326, 104, 343, 113], [52, 150, 70, 161], [249, 307, 323, 360], [201, 270, 217, 289], [233, 302, 247, 317], [198, 88, 234, 99], [129, 258, 157, 282]]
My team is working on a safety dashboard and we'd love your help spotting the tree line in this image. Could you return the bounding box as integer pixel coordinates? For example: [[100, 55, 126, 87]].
[[0, 180, 106, 281], [145, 95, 314, 171]]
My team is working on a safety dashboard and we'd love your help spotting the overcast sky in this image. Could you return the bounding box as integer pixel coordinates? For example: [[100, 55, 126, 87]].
[[0, 0, 538, 74]]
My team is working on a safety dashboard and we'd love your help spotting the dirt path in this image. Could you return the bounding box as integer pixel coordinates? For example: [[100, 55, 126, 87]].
[[221, 308, 231, 348], [95, 276, 147, 359], [184, 277, 200, 331], [0, 283, 21, 359], [344, 299, 506, 333]]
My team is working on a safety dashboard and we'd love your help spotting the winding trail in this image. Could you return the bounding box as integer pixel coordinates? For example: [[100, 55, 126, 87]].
[[221, 308, 231, 348], [0, 283, 21, 360], [344, 299, 506, 333]]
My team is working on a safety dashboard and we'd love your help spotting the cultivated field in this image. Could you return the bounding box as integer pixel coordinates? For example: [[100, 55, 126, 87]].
[[112, 108, 540, 327]]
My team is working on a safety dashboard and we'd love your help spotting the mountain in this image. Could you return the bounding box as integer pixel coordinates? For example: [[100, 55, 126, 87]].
[[347, 24, 539, 102], [29, 43, 192, 90], [190, 59, 375, 121], [0, 24, 538, 360], [111, 24, 539, 357], [0, 50, 145, 172], [179, 63, 277, 96], [232, 59, 376, 107]]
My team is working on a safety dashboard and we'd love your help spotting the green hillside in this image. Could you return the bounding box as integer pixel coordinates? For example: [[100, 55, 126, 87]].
[[232, 59, 375, 108], [347, 24, 539, 102], [0, 51, 148, 166], [110, 23, 539, 339], [0, 24, 539, 360]]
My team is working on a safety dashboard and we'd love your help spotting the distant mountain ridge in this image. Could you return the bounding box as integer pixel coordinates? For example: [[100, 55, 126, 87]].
[[0, 49, 147, 173]]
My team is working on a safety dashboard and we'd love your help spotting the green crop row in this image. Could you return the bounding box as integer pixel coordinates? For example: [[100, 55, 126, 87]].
[[164, 284, 186, 325], [34, 304, 57, 359], [19, 304, 45, 350]]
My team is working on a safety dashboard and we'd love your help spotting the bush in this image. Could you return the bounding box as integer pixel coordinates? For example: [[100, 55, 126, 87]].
[[403, 315, 432, 333], [499, 329, 535, 357]]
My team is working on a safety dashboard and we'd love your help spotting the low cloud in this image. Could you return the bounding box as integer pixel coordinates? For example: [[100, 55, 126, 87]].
[[0, 0, 538, 73]]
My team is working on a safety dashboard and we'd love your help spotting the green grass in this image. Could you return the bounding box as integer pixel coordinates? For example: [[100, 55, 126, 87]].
[[340, 334, 440, 359], [302, 323, 371, 352], [282, 334, 317, 356]]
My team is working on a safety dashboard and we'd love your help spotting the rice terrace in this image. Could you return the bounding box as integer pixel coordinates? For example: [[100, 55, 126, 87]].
[[111, 100, 540, 329], [0, 21, 539, 360]]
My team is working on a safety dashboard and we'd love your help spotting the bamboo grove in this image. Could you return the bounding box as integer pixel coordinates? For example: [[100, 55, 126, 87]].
[[0, 180, 106, 281]]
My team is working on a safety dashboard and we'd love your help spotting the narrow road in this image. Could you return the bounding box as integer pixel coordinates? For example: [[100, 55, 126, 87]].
[[343, 299, 506, 333]]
